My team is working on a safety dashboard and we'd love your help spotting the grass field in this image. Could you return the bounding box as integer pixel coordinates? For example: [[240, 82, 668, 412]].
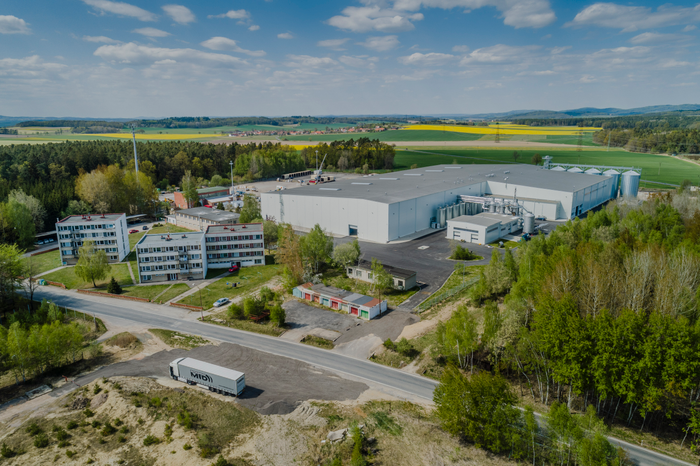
[[107, 284, 171, 300], [393, 147, 700, 186], [129, 224, 194, 249], [23, 250, 62, 275], [177, 264, 280, 309], [284, 130, 483, 142], [156, 283, 190, 303], [41, 263, 134, 289]]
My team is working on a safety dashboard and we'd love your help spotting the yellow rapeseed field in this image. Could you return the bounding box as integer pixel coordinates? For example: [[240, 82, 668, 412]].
[[404, 124, 598, 136], [94, 133, 216, 140]]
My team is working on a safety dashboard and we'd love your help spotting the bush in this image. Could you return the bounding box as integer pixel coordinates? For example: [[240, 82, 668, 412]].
[[26, 423, 42, 436], [113, 418, 123, 426], [355, 167, 362, 174], [101, 422, 116, 436], [58, 440, 69, 448], [198, 432, 217, 458], [91, 420, 102, 429], [395, 338, 414, 356], [270, 304, 286, 327], [107, 276, 122, 294], [143, 435, 160, 446], [34, 433, 49, 448], [54, 428, 70, 441], [66, 421, 78, 430], [383, 338, 395, 351], [211, 456, 230, 466], [183, 443, 192, 451], [177, 411, 194, 429], [226, 303, 244, 320], [450, 245, 479, 261], [118, 435, 126, 443], [93, 384, 102, 395], [133, 398, 142, 407], [1, 443, 16, 458], [83, 408, 94, 418], [66, 450, 76, 458], [149, 397, 162, 408], [119, 426, 129, 434]]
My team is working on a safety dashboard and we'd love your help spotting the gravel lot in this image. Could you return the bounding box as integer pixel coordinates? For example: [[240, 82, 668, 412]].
[[72, 343, 368, 415]]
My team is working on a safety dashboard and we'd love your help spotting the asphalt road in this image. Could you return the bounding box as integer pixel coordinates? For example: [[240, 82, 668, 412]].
[[32, 287, 694, 466]]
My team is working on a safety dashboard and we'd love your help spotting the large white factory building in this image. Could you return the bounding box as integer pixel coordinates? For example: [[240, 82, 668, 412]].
[[261, 164, 636, 243]]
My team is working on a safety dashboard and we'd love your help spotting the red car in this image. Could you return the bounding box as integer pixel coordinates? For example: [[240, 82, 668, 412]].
[[228, 265, 239, 273], [129, 229, 139, 234]]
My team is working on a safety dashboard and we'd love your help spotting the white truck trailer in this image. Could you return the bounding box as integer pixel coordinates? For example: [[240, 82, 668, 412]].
[[169, 358, 245, 396]]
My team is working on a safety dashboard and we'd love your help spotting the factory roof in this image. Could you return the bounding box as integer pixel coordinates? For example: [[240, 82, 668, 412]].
[[197, 186, 230, 195], [478, 212, 521, 223], [206, 223, 263, 234], [137, 232, 204, 246], [263, 164, 610, 204], [58, 213, 125, 223], [176, 207, 241, 223], [449, 214, 503, 227]]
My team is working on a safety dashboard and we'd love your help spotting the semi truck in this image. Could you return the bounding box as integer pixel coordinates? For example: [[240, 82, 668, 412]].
[[169, 358, 245, 396]]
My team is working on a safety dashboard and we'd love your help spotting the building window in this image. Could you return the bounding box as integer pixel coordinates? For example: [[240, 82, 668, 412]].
[[356, 270, 362, 277], [398, 280, 404, 287], [254, 259, 262, 264]]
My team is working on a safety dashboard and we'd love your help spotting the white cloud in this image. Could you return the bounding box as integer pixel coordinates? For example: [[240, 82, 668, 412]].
[[83, 35, 121, 43], [0, 55, 66, 78], [466, 80, 503, 91], [566, 3, 700, 32], [94, 42, 246, 67], [162, 5, 195, 24], [318, 38, 351, 51], [683, 25, 697, 32], [339, 55, 378, 68], [200, 37, 266, 57], [461, 44, 540, 64], [452, 45, 469, 53], [396, 0, 555, 28], [249, 25, 260, 31], [209, 10, 251, 21], [132, 27, 171, 38], [278, 32, 294, 39], [661, 59, 691, 68], [0, 15, 31, 34], [358, 35, 400, 51], [82, 0, 157, 21], [628, 32, 688, 44], [550, 46, 571, 54], [398, 52, 454, 66], [285, 55, 337, 68], [328, 5, 424, 33]]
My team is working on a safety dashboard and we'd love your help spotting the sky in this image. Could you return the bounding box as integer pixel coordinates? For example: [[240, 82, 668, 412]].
[[0, 0, 699, 118]]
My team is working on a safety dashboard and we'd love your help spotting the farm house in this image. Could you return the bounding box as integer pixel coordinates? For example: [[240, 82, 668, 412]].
[[293, 283, 388, 320], [261, 163, 623, 243]]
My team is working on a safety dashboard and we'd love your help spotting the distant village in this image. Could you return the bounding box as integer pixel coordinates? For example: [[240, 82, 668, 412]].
[[226, 124, 401, 138]]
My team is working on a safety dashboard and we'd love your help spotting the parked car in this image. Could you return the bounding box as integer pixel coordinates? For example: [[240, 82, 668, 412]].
[[129, 229, 139, 234], [535, 216, 546, 221], [213, 297, 230, 307], [228, 265, 239, 273], [34, 240, 44, 245], [142, 225, 149, 230], [46, 238, 55, 243]]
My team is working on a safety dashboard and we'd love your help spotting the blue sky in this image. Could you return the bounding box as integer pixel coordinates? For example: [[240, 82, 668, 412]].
[[0, 0, 699, 117]]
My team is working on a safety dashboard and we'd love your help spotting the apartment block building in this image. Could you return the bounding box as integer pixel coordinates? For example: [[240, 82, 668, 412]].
[[56, 214, 129, 265], [135, 232, 207, 283], [205, 223, 265, 269]]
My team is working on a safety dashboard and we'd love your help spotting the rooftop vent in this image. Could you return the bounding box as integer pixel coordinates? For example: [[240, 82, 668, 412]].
[[182, 234, 187, 238], [379, 177, 399, 180], [405, 173, 423, 176], [319, 188, 341, 191], [352, 182, 372, 185], [504, 170, 510, 174], [444, 166, 462, 169], [426, 169, 444, 172]]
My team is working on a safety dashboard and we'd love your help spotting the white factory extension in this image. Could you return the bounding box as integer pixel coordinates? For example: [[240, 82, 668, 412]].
[[261, 164, 623, 244]]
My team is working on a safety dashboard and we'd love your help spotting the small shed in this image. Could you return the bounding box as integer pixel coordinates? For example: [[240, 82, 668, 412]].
[[446, 213, 520, 244], [346, 259, 417, 290]]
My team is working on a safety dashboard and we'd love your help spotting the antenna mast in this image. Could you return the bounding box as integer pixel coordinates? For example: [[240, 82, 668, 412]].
[[130, 123, 139, 174]]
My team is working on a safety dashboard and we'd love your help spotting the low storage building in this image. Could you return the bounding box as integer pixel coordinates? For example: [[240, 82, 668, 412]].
[[173, 186, 231, 209], [446, 213, 520, 244], [136, 232, 206, 282], [346, 259, 417, 290], [293, 283, 387, 320], [205, 223, 265, 269], [171, 207, 240, 231]]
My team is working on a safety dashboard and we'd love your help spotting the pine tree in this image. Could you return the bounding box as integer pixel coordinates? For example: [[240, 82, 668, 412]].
[[107, 277, 122, 294]]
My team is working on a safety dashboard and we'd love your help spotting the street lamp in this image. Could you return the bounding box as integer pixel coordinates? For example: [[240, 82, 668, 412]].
[[229, 160, 234, 193]]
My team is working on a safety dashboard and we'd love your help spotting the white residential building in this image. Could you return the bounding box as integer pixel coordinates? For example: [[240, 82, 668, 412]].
[[136, 232, 206, 283], [56, 214, 129, 265], [205, 224, 265, 269]]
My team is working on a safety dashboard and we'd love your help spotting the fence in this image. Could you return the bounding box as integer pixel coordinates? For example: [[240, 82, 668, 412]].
[[416, 275, 479, 312], [169, 302, 203, 311]]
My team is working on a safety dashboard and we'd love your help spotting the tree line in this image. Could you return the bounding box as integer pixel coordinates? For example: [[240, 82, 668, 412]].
[[593, 128, 700, 154], [436, 191, 700, 454], [512, 111, 700, 130], [299, 139, 396, 171]]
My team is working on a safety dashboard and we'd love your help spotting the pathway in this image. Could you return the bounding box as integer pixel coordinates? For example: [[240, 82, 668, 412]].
[[36, 266, 67, 278], [163, 270, 230, 305]]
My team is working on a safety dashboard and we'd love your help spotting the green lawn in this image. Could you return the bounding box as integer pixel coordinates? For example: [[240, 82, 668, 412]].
[[129, 224, 194, 249], [155, 283, 190, 303], [440, 264, 485, 292], [23, 249, 62, 275], [109, 284, 171, 300], [394, 148, 700, 186], [284, 130, 483, 143], [41, 263, 134, 289], [202, 313, 286, 336], [177, 264, 281, 309]]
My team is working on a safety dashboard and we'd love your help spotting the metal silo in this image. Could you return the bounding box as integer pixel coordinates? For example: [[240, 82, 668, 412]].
[[621, 170, 640, 198], [459, 202, 466, 216], [567, 167, 583, 174], [446, 205, 454, 222], [585, 168, 601, 175], [438, 207, 446, 228], [551, 166, 566, 172], [523, 213, 535, 234], [603, 169, 620, 199], [489, 201, 496, 213]]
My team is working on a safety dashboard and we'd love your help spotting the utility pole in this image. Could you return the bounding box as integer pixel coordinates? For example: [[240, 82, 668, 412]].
[[130, 123, 139, 175], [315, 150, 319, 171], [229, 160, 234, 193]]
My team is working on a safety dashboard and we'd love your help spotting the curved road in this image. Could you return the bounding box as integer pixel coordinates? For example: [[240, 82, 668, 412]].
[[32, 287, 693, 466]]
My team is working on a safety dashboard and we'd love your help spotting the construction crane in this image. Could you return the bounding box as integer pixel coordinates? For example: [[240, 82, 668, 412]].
[[309, 153, 334, 184]]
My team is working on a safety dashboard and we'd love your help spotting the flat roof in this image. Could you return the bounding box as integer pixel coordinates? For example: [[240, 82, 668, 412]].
[[58, 213, 125, 223], [177, 207, 241, 223], [449, 214, 502, 227], [206, 223, 263, 234], [265, 164, 609, 204], [479, 212, 520, 223], [197, 186, 230, 195], [137, 231, 204, 246], [356, 259, 416, 279]]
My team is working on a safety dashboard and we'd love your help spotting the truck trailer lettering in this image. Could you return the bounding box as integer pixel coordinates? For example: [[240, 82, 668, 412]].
[[190, 371, 213, 383]]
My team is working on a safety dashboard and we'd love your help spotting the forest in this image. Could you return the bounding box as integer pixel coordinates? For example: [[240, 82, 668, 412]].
[[435, 191, 700, 457], [299, 138, 397, 171], [512, 111, 700, 129], [592, 128, 700, 154]]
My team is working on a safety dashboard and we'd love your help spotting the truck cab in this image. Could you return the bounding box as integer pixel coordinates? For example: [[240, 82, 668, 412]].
[[169, 358, 186, 379]]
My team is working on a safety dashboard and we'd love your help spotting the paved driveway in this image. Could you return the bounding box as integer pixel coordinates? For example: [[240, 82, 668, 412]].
[[283, 300, 360, 334]]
